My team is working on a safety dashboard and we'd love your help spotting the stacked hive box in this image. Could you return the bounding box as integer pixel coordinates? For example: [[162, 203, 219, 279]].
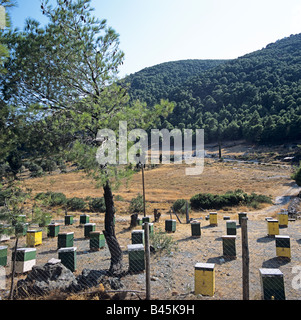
[[89, 232, 106, 251], [142, 222, 154, 235], [0, 246, 7, 267], [259, 268, 285, 300], [64, 215, 74, 225], [278, 212, 288, 228], [47, 223, 60, 238], [58, 247, 77, 272], [137, 218, 143, 226], [80, 214, 90, 225], [142, 216, 150, 223], [165, 219, 176, 233], [58, 232, 74, 249], [131, 230, 145, 245], [13, 248, 36, 273], [84, 223, 96, 238], [194, 263, 215, 296], [222, 235, 237, 258], [209, 212, 218, 226], [191, 221, 201, 237], [226, 220, 237, 235], [238, 212, 247, 225], [275, 235, 291, 259], [26, 230, 42, 247], [267, 219, 279, 236], [128, 244, 145, 272]]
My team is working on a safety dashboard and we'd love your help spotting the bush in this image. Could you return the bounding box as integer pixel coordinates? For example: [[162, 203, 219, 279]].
[[49, 192, 67, 207], [32, 207, 52, 227], [150, 229, 178, 255], [89, 197, 106, 213], [129, 194, 145, 213], [172, 199, 189, 214], [40, 159, 57, 172], [67, 197, 86, 211], [0, 188, 12, 206], [28, 163, 44, 178], [292, 165, 301, 187]]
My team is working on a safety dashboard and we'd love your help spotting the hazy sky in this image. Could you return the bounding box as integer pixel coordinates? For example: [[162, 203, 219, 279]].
[[8, 0, 301, 78]]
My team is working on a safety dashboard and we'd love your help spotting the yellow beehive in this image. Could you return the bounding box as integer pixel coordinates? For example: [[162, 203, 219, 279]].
[[278, 212, 288, 228], [26, 230, 43, 247], [275, 235, 291, 259], [267, 219, 279, 237], [209, 212, 218, 226], [194, 263, 215, 296]]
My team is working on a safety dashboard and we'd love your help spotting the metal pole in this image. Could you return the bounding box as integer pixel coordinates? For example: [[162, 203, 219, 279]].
[[144, 222, 151, 300], [241, 217, 249, 300]]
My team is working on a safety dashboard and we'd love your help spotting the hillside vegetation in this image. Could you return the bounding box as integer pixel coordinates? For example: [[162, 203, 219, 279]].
[[124, 34, 301, 144]]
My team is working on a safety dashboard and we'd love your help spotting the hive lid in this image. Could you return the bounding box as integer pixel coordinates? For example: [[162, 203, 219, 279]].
[[275, 235, 290, 239], [17, 247, 36, 253], [222, 235, 237, 239], [127, 244, 144, 251], [58, 247, 77, 253], [195, 263, 215, 270], [132, 230, 144, 234], [84, 223, 96, 226], [0, 246, 8, 250], [259, 268, 283, 277], [267, 219, 278, 223]]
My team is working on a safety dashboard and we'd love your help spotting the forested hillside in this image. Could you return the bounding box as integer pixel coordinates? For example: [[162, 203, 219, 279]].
[[125, 34, 301, 144]]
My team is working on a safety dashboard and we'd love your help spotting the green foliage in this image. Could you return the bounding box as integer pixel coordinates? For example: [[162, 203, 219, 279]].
[[29, 163, 44, 178], [89, 197, 106, 213], [32, 206, 52, 227], [292, 163, 301, 186], [129, 194, 144, 213], [150, 229, 178, 255], [67, 197, 86, 211], [190, 189, 272, 210], [172, 199, 189, 214], [48, 192, 67, 207]]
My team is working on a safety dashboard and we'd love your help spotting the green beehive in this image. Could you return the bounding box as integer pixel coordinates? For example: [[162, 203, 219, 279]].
[[226, 220, 237, 235], [128, 244, 145, 273], [47, 223, 60, 238], [80, 214, 90, 225], [137, 218, 143, 226], [58, 232, 74, 249], [142, 222, 154, 235], [89, 232, 105, 251], [222, 235, 236, 258], [12, 248, 36, 273], [191, 221, 201, 237], [64, 215, 74, 225], [84, 223, 96, 238], [259, 268, 285, 300], [131, 230, 145, 245], [58, 247, 77, 272], [165, 219, 176, 233], [238, 212, 247, 225], [142, 216, 150, 224], [0, 246, 8, 267]]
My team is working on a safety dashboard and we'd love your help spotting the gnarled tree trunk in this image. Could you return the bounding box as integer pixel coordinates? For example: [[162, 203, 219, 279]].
[[103, 180, 123, 275]]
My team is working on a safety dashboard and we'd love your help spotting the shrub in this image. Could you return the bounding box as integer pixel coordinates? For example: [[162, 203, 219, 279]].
[[28, 163, 44, 178], [292, 165, 301, 187], [172, 199, 189, 214], [32, 207, 52, 227], [49, 192, 67, 207], [129, 194, 145, 213], [89, 197, 106, 213], [67, 197, 86, 211], [0, 188, 12, 206], [40, 159, 57, 172], [150, 229, 178, 255]]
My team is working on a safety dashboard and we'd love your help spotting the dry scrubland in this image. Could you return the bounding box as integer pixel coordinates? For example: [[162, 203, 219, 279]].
[[2, 143, 301, 300]]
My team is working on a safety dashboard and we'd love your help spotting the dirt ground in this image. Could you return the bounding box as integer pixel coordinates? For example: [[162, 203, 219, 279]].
[[1, 150, 301, 300]]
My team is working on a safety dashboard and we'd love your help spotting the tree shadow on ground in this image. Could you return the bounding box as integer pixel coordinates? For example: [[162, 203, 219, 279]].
[[261, 257, 291, 268]]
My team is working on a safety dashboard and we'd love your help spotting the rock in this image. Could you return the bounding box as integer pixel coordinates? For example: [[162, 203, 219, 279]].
[[15, 262, 78, 298]]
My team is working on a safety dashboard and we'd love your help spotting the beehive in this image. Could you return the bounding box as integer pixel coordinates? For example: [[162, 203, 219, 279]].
[[275, 235, 291, 259], [89, 232, 105, 251], [209, 212, 218, 226], [64, 215, 74, 225], [278, 212, 288, 228], [142, 222, 154, 235], [165, 219, 176, 233], [194, 263, 215, 296], [26, 230, 43, 247], [131, 230, 145, 245], [137, 218, 143, 226], [226, 220, 237, 235], [191, 221, 201, 237], [259, 268, 285, 300], [84, 223, 96, 238], [47, 223, 60, 238], [128, 244, 145, 273], [0, 224, 10, 242], [12, 248, 36, 273], [222, 235, 237, 258], [267, 219, 279, 236], [58, 232, 74, 249], [223, 216, 230, 221], [0, 246, 7, 267], [80, 214, 90, 225], [142, 216, 150, 224], [238, 212, 247, 225], [58, 247, 77, 272]]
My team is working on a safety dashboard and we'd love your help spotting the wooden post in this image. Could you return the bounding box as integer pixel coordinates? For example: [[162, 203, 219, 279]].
[[185, 201, 190, 224], [142, 165, 146, 217], [144, 222, 151, 300], [241, 217, 249, 300]]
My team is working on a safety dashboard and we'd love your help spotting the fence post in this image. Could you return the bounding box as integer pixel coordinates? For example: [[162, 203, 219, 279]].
[[241, 217, 249, 300], [185, 201, 190, 224], [144, 222, 151, 300]]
